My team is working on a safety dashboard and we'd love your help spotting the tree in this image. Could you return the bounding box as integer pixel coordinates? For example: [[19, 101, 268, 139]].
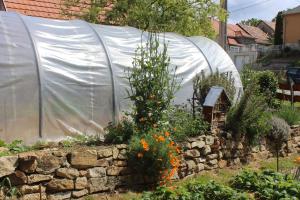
[[274, 11, 283, 45], [240, 18, 261, 26], [61, 0, 227, 39]]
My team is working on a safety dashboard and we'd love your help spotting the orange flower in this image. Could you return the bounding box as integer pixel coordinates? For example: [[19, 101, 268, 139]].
[[173, 127, 177, 131], [176, 146, 181, 154], [165, 131, 170, 137], [140, 139, 149, 151], [158, 135, 165, 142], [294, 156, 300, 164], [137, 152, 143, 158]]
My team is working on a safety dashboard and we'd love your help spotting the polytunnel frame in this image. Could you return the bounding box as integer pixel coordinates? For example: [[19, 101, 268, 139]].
[[16, 13, 44, 138], [2, 12, 242, 141]]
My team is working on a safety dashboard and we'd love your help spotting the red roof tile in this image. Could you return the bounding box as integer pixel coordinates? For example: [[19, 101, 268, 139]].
[[2, 0, 111, 20], [238, 24, 271, 45]]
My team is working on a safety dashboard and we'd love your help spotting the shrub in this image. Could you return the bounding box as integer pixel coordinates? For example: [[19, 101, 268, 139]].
[[241, 66, 279, 108], [127, 130, 180, 185], [168, 106, 209, 142], [193, 70, 236, 107], [276, 105, 300, 125], [268, 116, 290, 171], [127, 33, 179, 132], [231, 170, 300, 200], [226, 85, 271, 144], [104, 118, 136, 144]]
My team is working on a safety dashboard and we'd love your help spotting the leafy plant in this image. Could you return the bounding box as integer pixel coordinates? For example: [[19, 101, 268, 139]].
[[168, 106, 209, 142], [127, 130, 180, 185], [61, 0, 227, 39], [193, 70, 236, 107], [141, 181, 249, 200], [231, 170, 300, 200], [0, 177, 21, 198], [241, 66, 279, 108], [226, 85, 271, 144], [276, 105, 300, 125], [104, 117, 136, 144], [268, 116, 290, 171], [127, 34, 179, 132]]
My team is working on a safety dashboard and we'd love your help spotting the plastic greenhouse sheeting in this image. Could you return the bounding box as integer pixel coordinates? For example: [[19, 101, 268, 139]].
[[0, 12, 243, 144]]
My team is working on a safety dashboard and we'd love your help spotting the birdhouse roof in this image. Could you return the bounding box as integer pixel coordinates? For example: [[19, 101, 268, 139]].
[[203, 86, 230, 107]]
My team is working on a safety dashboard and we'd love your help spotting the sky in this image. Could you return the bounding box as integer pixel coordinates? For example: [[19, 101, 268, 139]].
[[227, 0, 300, 23]]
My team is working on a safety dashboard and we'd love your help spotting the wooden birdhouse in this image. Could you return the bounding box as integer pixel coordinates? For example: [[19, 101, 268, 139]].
[[202, 86, 231, 130]]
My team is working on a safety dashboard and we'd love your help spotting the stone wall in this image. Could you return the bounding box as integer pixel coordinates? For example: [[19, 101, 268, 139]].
[[0, 126, 299, 200]]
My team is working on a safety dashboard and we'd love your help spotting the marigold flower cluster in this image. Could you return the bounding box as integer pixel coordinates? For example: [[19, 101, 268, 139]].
[[135, 130, 181, 185]]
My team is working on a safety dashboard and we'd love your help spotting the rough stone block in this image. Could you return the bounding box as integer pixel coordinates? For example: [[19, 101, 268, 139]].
[[191, 141, 205, 149], [27, 174, 52, 184], [69, 150, 98, 169], [72, 189, 88, 198], [87, 167, 106, 178], [36, 154, 61, 174], [0, 156, 18, 178], [184, 149, 200, 158], [75, 177, 88, 190], [46, 179, 74, 192], [56, 168, 79, 179], [97, 148, 113, 158], [47, 192, 71, 200], [88, 177, 109, 193]]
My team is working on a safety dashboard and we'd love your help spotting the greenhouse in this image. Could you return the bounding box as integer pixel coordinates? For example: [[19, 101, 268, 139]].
[[0, 12, 242, 144]]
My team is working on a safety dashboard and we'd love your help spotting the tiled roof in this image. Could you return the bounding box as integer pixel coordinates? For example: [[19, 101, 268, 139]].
[[263, 20, 275, 30], [238, 24, 271, 45], [212, 20, 253, 39], [227, 23, 253, 38], [2, 0, 112, 20]]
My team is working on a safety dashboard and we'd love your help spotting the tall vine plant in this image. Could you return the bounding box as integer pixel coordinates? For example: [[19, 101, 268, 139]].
[[127, 33, 179, 132]]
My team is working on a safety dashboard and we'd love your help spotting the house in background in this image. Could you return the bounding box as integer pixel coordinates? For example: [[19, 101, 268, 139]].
[[283, 5, 300, 49], [238, 24, 272, 48], [257, 20, 276, 37]]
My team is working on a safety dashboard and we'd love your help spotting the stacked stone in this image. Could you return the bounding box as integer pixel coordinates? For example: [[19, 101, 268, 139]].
[[0, 126, 299, 199], [177, 135, 226, 178], [0, 144, 131, 200]]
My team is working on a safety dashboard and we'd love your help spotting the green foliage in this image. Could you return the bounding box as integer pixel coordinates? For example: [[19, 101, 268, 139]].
[[231, 170, 300, 200], [168, 106, 209, 142], [61, 0, 226, 38], [268, 116, 290, 145], [226, 86, 271, 144], [240, 18, 261, 26], [127, 34, 178, 132], [193, 70, 236, 106], [104, 118, 136, 144], [0, 177, 21, 198], [127, 131, 179, 184], [274, 11, 283, 45], [141, 181, 249, 200], [276, 105, 300, 125], [0, 140, 31, 157], [241, 66, 279, 108]]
